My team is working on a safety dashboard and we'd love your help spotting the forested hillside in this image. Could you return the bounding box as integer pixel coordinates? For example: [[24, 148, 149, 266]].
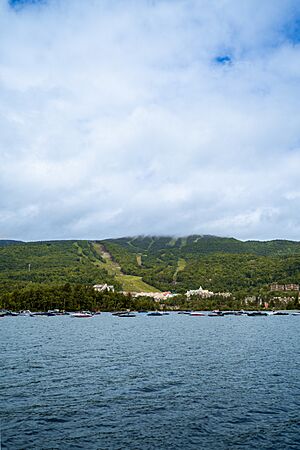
[[1, 235, 300, 297], [102, 235, 300, 295], [0, 240, 117, 293]]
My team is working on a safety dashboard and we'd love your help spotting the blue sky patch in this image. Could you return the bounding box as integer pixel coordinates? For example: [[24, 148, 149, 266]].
[[214, 55, 232, 65], [9, 0, 45, 8], [283, 18, 300, 44]]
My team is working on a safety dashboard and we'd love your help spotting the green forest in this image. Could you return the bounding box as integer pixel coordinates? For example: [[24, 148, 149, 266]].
[[103, 236, 300, 296], [1, 235, 300, 311]]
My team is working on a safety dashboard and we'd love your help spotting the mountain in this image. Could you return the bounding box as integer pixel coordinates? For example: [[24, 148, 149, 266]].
[[106, 235, 300, 256], [1, 235, 300, 295], [102, 236, 300, 294], [0, 240, 23, 247]]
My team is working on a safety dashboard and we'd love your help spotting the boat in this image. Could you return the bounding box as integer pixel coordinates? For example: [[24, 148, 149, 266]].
[[190, 311, 205, 316], [117, 312, 136, 317], [292, 312, 300, 316], [71, 311, 93, 318], [31, 311, 49, 316], [112, 310, 135, 317], [147, 311, 163, 316], [19, 310, 33, 316], [247, 311, 268, 316], [208, 313, 224, 317], [268, 311, 289, 316], [7, 311, 19, 316], [0, 309, 18, 317]]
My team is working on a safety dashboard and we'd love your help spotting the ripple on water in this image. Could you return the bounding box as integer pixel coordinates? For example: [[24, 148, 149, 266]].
[[1, 314, 300, 449]]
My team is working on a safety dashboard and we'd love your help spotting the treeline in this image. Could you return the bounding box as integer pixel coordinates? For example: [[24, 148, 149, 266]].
[[108, 235, 300, 257], [0, 284, 159, 312], [164, 293, 299, 311], [1, 283, 298, 312]]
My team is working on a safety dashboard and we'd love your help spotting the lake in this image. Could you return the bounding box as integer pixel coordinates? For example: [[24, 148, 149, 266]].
[[1, 313, 299, 449]]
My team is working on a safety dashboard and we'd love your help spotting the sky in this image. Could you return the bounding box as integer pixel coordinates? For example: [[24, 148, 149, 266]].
[[1, 0, 300, 241]]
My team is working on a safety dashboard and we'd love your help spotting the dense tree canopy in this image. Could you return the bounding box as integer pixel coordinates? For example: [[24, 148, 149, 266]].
[[1, 236, 300, 310]]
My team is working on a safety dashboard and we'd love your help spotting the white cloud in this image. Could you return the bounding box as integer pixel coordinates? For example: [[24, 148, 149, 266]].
[[1, 0, 300, 240]]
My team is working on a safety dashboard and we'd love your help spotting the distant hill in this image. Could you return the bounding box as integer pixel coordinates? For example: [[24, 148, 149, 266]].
[[105, 235, 300, 256], [1, 235, 300, 295], [0, 240, 23, 247], [102, 235, 300, 294]]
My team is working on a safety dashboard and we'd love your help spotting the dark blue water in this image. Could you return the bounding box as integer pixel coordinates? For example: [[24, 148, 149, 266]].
[[1, 313, 300, 449]]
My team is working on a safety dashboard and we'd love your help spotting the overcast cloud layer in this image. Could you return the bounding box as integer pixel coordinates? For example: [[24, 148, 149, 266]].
[[1, 0, 300, 241]]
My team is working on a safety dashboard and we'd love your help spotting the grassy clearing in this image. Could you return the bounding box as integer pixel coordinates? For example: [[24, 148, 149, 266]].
[[168, 238, 178, 247], [92, 243, 159, 292], [91, 243, 122, 275], [116, 275, 160, 293], [177, 258, 186, 271], [173, 258, 186, 282], [180, 238, 187, 248]]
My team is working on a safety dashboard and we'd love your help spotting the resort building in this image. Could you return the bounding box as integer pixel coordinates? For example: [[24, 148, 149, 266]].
[[270, 283, 299, 291], [185, 286, 231, 299], [132, 291, 175, 301], [93, 284, 115, 292], [186, 286, 214, 299]]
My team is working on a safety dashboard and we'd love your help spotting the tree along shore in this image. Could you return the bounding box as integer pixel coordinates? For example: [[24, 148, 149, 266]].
[[0, 284, 298, 312]]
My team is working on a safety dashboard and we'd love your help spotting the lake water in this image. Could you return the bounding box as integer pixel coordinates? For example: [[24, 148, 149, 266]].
[[1, 313, 300, 449]]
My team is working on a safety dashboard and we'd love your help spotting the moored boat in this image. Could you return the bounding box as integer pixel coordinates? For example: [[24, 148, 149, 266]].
[[147, 311, 163, 316], [19, 310, 33, 316], [247, 311, 268, 316], [71, 311, 93, 318], [31, 311, 49, 316], [268, 311, 289, 316], [117, 312, 136, 317]]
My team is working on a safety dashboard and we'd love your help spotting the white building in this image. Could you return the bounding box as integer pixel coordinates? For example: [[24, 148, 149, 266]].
[[130, 291, 177, 302], [186, 286, 214, 299], [93, 284, 115, 293]]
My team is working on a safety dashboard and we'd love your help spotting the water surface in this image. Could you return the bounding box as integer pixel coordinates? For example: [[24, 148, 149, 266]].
[[1, 314, 299, 449]]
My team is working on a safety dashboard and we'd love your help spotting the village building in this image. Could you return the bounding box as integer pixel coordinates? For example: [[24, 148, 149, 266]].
[[93, 284, 115, 293], [132, 291, 176, 302], [270, 283, 299, 291], [186, 286, 214, 299], [185, 286, 231, 299]]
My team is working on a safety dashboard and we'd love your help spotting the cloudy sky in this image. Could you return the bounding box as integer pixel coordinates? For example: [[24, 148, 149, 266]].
[[1, 0, 300, 241]]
